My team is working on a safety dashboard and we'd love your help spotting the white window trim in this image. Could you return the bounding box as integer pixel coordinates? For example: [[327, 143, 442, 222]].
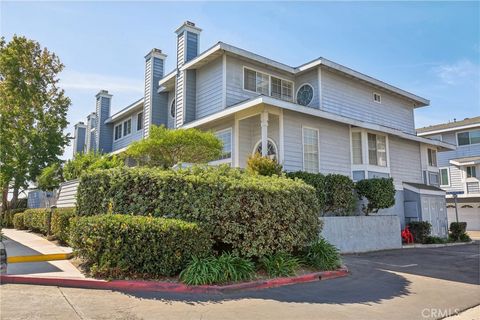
[[296, 83, 314, 107], [439, 167, 450, 187], [350, 127, 391, 178], [213, 127, 233, 163], [169, 98, 176, 120], [373, 92, 382, 104], [302, 126, 320, 173], [113, 116, 133, 142], [242, 66, 294, 102], [137, 112, 143, 131], [122, 117, 132, 138], [427, 148, 438, 167], [252, 138, 278, 158], [456, 129, 480, 147], [114, 123, 123, 141]]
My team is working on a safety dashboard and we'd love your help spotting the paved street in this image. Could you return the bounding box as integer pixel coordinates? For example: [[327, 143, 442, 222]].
[[1, 243, 479, 320]]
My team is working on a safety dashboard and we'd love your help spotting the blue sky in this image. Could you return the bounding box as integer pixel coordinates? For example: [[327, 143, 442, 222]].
[[2, 1, 479, 159]]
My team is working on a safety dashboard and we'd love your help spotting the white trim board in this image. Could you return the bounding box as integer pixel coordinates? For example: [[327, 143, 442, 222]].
[[403, 183, 446, 196]]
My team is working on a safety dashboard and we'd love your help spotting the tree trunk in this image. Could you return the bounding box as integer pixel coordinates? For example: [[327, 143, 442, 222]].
[[11, 186, 19, 207], [1, 186, 9, 213]]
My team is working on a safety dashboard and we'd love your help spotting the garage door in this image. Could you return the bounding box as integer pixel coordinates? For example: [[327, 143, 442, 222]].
[[447, 205, 480, 231]]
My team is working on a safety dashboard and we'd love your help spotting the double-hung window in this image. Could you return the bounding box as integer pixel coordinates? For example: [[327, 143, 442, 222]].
[[303, 127, 319, 173], [215, 128, 232, 160], [466, 166, 477, 178], [440, 168, 449, 186], [114, 123, 122, 141], [368, 133, 387, 167], [244, 68, 293, 101], [271, 76, 293, 101], [137, 112, 143, 131], [123, 119, 131, 136], [351, 132, 363, 165], [428, 148, 437, 167]]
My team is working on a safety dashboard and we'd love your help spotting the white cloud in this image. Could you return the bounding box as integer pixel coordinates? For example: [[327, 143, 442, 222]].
[[433, 59, 479, 85], [60, 70, 144, 93]]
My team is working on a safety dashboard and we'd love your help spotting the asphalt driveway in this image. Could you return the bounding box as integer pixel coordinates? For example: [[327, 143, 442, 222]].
[[1, 243, 479, 320]]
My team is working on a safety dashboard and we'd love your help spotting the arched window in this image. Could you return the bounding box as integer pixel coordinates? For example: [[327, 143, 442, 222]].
[[253, 138, 278, 160], [170, 99, 176, 119]]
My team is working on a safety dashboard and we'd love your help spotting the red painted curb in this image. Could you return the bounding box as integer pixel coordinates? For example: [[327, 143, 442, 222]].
[[0, 267, 348, 294]]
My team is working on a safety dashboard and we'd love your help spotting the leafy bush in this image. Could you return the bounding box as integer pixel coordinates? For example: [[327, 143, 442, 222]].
[[12, 212, 26, 230], [23, 209, 49, 234], [246, 153, 283, 176], [180, 253, 255, 285], [51, 208, 76, 244], [63, 152, 124, 181], [324, 174, 357, 215], [1, 208, 25, 228], [260, 252, 300, 277], [125, 125, 223, 168], [408, 221, 431, 244], [37, 163, 63, 191], [302, 238, 342, 271], [76, 166, 320, 257], [424, 236, 447, 244], [286, 171, 326, 210], [355, 178, 396, 215], [70, 214, 212, 278], [449, 222, 468, 242]]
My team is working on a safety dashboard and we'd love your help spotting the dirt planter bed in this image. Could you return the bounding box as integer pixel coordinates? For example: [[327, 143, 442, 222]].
[[0, 267, 348, 294]]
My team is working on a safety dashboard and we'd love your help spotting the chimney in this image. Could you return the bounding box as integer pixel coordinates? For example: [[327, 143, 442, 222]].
[[85, 112, 97, 153], [175, 21, 201, 127], [95, 90, 113, 153], [73, 122, 87, 156], [143, 48, 167, 137]]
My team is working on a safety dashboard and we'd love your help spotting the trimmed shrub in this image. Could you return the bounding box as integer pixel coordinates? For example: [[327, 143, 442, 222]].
[[408, 221, 431, 244], [13, 212, 26, 230], [260, 252, 300, 277], [1, 208, 25, 228], [324, 174, 357, 215], [180, 253, 255, 285], [286, 171, 326, 211], [355, 178, 396, 215], [76, 166, 320, 257], [246, 153, 283, 176], [51, 208, 76, 244], [70, 214, 212, 278], [424, 236, 447, 244], [302, 238, 342, 271], [23, 209, 49, 234], [449, 222, 470, 242]]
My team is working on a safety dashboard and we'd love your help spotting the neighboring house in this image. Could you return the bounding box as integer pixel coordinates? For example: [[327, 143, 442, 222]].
[[72, 21, 455, 236], [417, 117, 480, 230]]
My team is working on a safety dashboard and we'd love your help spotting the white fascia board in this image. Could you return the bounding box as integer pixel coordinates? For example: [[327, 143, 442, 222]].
[[110, 146, 127, 155], [180, 95, 455, 150], [180, 43, 223, 71], [417, 123, 480, 136], [158, 69, 177, 87], [402, 183, 446, 196], [449, 158, 480, 166], [105, 98, 144, 124]]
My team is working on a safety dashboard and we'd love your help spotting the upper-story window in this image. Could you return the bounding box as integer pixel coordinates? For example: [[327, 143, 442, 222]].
[[303, 127, 319, 173], [457, 129, 480, 146], [170, 99, 176, 119], [373, 92, 381, 103], [297, 84, 314, 106], [368, 133, 387, 167], [440, 168, 449, 186], [466, 166, 477, 178], [427, 148, 437, 167], [123, 119, 131, 136], [243, 67, 293, 101], [114, 123, 122, 141], [137, 112, 143, 131]]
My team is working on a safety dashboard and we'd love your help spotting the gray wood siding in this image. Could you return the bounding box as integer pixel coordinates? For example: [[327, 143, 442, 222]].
[[175, 71, 185, 127], [283, 110, 351, 175], [225, 55, 295, 107], [321, 69, 416, 134], [96, 96, 112, 153], [73, 126, 86, 154], [177, 32, 185, 66], [389, 136, 423, 186], [150, 57, 166, 127], [196, 56, 223, 119], [186, 32, 198, 62], [441, 132, 456, 145], [56, 180, 79, 208], [185, 69, 196, 123], [167, 90, 176, 129], [143, 58, 152, 136], [112, 111, 144, 151], [447, 165, 464, 192], [295, 69, 319, 108]]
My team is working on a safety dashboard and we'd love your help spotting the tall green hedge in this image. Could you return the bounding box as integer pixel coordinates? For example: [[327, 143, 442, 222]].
[[76, 166, 321, 257], [70, 214, 212, 278], [17, 208, 75, 243], [23, 209, 50, 234], [1, 208, 26, 228]]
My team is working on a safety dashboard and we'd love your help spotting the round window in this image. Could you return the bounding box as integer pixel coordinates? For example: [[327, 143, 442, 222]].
[[170, 99, 176, 118], [296, 84, 314, 106], [253, 139, 278, 160]]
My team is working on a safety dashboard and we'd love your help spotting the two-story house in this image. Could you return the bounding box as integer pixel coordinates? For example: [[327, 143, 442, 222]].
[[417, 117, 480, 231], [72, 21, 455, 236]]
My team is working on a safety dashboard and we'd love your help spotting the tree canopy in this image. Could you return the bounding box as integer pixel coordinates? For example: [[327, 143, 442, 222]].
[[63, 152, 125, 181], [0, 36, 70, 211], [125, 125, 223, 168]]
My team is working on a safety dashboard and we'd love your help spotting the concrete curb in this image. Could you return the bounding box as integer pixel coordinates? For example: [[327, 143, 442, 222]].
[[402, 241, 474, 249], [7, 253, 72, 264], [0, 267, 348, 293]]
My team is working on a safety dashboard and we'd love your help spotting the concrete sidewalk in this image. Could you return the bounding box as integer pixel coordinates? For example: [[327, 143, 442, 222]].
[[1, 228, 84, 279]]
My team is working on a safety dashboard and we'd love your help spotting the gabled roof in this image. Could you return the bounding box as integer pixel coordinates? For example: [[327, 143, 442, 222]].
[[104, 98, 144, 124], [417, 116, 480, 135], [174, 41, 429, 107]]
